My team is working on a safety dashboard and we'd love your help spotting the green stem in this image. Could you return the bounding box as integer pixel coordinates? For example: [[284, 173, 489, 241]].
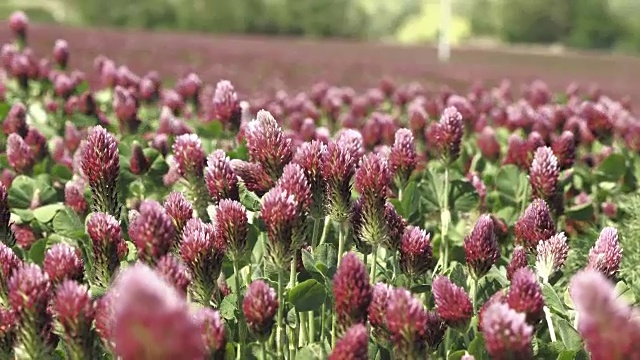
[[392, 251, 398, 282], [308, 311, 315, 344], [331, 312, 337, 349], [311, 218, 321, 249], [289, 258, 298, 359], [261, 342, 267, 360], [470, 277, 478, 313], [398, 186, 403, 203], [299, 312, 307, 347], [320, 303, 326, 345], [336, 224, 345, 268], [370, 243, 379, 283], [233, 261, 245, 359], [544, 306, 557, 342], [277, 268, 285, 360], [319, 217, 330, 246], [440, 167, 450, 273]]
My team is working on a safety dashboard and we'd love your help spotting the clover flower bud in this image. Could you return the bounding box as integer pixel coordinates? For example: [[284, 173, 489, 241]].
[[535, 233, 568, 282], [506, 268, 544, 326], [129, 200, 175, 264], [514, 199, 556, 251], [82, 126, 121, 217], [507, 246, 528, 282], [329, 324, 368, 360], [464, 214, 500, 278], [245, 110, 293, 180], [399, 226, 433, 278], [587, 227, 622, 279], [243, 280, 278, 342], [480, 302, 533, 360], [432, 275, 473, 329], [333, 253, 372, 335], [43, 244, 84, 285], [205, 150, 239, 204]]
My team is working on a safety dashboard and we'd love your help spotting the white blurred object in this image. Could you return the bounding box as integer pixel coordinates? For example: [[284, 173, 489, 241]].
[[438, 0, 452, 62]]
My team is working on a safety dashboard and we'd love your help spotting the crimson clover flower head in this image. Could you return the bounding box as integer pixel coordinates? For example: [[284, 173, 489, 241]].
[[193, 307, 226, 357], [432, 275, 473, 329], [384, 202, 407, 250], [355, 152, 391, 199], [569, 270, 640, 358], [176, 72, 201, 101], [260, 185, 300, 265], [277, 163, 312, 211], [52, 280, 94, 339], [155, 254, 192, 295], [503, 134, 531, 170], [432, 106, 464, 161], [6, 133, 35, 174], [215, 199, 248, 260], [245, 110, 293, 179], [0, 243, 20, 296], [425, 311, 447, 350], [82, 126, 120, 216], [0, 307, 16, 352], [205, 149, 239, 204], [230, 160, 274, 196], [333, 252, 372, 334], [163, 191, 193, 240], [86, 212, 126, 266], [129, 142, 149, 175], [8, 11, 28, 41], [94, 293, 113, 342], [478, 290, 506, 333], [322, 141, 356, 222], [129, 200, 175, 264], [464, 214, 500, 278], [292, 140, 327, 219], [480, 302, 533, 360], [587, 226, 622, 279], [52, 39, 69, 68], [243, 280, 278, 341], [368, 282, 393, 330], [25, 127, 48, 161], [110, 263, 205, 360], [64, 179, 87, 215], [335, 129, 364, 164], [535, 232, 569, 282], [329, 324, 369, 360], [8, 263, 51, 318], [388, 128, 417, 183], [529, 146, 559, 201], [477, 126, 501, 161], [13, 224, 36, 250], [399, 226, 433, 278], [172, 134, 206, 179], [3, 102, 28, 137], [0, 184, 15, 247], [506, 245, 529, 282], [514, 199, 556, 250], [386, 288, 431, 356], [551, 131, 575, 170], [506, 267, 544, 326], [43, 243, 84, 285], [212, 80, 241, 128]]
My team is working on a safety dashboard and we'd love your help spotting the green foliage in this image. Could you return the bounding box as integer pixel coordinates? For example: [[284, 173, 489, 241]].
[[617, 194, 640, 299]]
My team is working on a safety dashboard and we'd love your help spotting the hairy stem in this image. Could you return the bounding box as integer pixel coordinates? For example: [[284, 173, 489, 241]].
[[370, 243, 379, 283], [233, 261, 245, 359], [276, 268, 285, 360]]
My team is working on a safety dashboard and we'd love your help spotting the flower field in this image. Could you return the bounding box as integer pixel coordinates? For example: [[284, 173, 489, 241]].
[[1, 10, 640, 360]]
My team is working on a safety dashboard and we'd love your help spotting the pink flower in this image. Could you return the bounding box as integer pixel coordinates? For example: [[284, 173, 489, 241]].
[[180, 218, 225, 303], [383, 202, 407, 250], [502, 134, 531, 170], [0, 243, 20, 297], [477, 126, 500, 161], [110, 264, 205, 360], [569, 270, 640, 359], [507, 246, 528, 282], [529, 147, 559, 201], [64, 179, 88, 214], [129, 200, 175, 264], [193, 307, 226, 358], [172, 134, 206, 179], [480, 302, 533, 360], [329, 324, 368, 360], [535, 232, 568, 282], [243, 280, 278, 341], [429, 106, 464, 162], [205, 150, 239, 204], [82, 126, 120, 217], [52, 280, 95, 354], [464, 214, 500, 278], [354, 153, 391, 249], [212, 80, 241, 129], [8, 264, 53, 347], [386, 288, 433, 356], [322, 141, 356, 222], [52, 39, 69, 68], [432, 276, 473, 329], [333, 252, 372, 334], [8, 11, 28, 41], [506, 268, 544, 326], [277, 163, 312, 211], [6, 133, 35, 174], [0, 307, 16, 354], [399, 226, 433, 278], [155, 254, 192, 295], [3, 103, 28, 137], [12, 224, 35, 250], [514, 199, 556, 250], [551, 131, 575, 170], [163, 191, 193, 242], [129, 142, 149, 175], [587, 227, 623, 279], [215, 199, 248, 260], [389, 128, 417, 183], [230, 160, 274, 196], [260, 186, 301, 266], [245, 110, 293, 179], [43, 243, 84, 284], [292, 140, 327, 219], [368, 282, 393, 339], [86, 212, 127, 284]]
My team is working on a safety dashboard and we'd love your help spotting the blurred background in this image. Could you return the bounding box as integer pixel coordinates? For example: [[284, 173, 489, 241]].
[[4, 0, 640, 52]]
